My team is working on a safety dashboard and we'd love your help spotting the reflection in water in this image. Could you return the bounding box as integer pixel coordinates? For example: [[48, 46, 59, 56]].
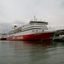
[[9, 41, 52, 64], [25, 41, 51, 63], [0, 41, 64, 64]]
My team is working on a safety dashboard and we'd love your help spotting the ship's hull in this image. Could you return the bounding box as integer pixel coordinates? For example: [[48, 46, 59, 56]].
[[6, 32, 54, 41]]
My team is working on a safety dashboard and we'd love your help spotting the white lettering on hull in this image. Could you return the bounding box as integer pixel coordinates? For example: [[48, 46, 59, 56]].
[[17, 36, 23, 39], [12, 36, 23, 39], [12, 37, 15, 39]]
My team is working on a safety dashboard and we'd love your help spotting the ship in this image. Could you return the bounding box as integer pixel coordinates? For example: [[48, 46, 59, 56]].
[[6, 18, 54, 41], [0, 33, 7, 40]]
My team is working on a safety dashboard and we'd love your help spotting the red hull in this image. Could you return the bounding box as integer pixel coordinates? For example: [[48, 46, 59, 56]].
[[7, 32, 54, 41]]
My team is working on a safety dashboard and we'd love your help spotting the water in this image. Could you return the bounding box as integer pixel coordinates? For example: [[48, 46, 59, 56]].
[[0, 41, 64, 64]]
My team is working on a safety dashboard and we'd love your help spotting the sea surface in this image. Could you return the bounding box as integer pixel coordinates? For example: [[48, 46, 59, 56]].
[[0, 40, 64, 64]]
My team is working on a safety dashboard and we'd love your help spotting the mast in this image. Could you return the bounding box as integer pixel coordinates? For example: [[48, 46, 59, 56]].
[[34, 16, 37, 21]]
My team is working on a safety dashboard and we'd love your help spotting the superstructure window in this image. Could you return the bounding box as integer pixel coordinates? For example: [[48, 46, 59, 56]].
[[30, 21, 48, 25]]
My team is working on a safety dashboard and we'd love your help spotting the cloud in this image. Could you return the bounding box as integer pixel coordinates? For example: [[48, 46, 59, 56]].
[[13, 20, 27, 26], [0, 22, 13, 33], [0, 0, 64, 33], [60, 0, 64, 9], [0, 20, 27, 33]]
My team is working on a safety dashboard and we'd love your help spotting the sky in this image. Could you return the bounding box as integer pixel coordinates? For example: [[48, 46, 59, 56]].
[[0, 0, 64, 33]]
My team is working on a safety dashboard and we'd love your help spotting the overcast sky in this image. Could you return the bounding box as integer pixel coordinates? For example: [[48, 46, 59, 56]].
[[0, 0, 64, 33]]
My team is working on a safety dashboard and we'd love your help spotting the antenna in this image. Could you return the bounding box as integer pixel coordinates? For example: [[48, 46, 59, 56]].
[[34, 16, 37, 21]]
